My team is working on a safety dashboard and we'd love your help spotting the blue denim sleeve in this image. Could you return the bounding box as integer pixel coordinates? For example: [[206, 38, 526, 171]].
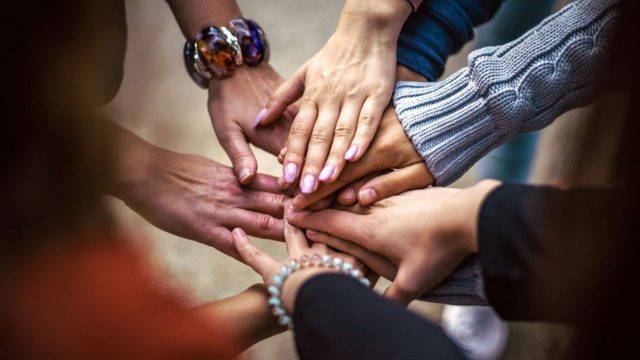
[[397, 0, 503, 81]]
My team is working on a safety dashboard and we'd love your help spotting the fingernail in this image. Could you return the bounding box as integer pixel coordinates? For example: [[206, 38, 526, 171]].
[[318, 164, 335, 182], [232, 228, 245, 237], [300, 174, 316, 194], [345, 144, 359, 161], [253, 108, 267, 127], [306, 229, 318, 237], [284, 163, 297, 183], [360, 188, 377, 205], [238, 167, 252, 183], [339, 187, 356, 201]]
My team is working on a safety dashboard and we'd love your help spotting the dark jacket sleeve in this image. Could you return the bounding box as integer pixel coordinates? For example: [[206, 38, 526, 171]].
[[397, 0, 503, 80], [293, 274, 466, 360], [478, 184, 629, 325]]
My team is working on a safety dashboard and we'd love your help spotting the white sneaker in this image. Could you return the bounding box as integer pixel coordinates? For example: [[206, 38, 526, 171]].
[[442, 305, 508, 360]]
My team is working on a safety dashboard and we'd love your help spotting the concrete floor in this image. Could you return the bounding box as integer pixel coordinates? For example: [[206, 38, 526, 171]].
[[104, 0, 580, 358]]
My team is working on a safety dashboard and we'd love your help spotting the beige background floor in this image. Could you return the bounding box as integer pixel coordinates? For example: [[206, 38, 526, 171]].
[[104, 0, 579, 358]]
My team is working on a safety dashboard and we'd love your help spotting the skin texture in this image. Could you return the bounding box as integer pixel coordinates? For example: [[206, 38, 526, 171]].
[[290, 106, 434, 210], [287, 181, 501, 305], [232, 212, 364, 313], [108, 123, 288, 259], [257, 0, 413, 195]]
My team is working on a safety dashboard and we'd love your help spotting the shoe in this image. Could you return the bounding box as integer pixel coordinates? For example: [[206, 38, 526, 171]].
[[441, 305, 508, 360]]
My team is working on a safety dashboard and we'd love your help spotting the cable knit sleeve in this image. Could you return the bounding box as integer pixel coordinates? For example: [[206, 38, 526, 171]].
[[393, 0, 620, 186]]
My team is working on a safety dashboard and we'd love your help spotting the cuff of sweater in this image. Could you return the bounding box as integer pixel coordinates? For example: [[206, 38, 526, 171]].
[[393, 70, 508, 186]]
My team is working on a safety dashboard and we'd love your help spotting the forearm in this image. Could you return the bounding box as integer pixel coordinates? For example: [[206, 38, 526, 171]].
[[337, 0, 412, 44], [195, 285, 284, 352], [166, 0, 242, 38], [394, 0, 620, 185]]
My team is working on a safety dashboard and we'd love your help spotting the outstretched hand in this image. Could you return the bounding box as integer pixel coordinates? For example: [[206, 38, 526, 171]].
[[287, 182, 501, 305]]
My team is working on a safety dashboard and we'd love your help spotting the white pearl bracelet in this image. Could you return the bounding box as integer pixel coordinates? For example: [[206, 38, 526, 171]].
[[267, 254, 371, 329]]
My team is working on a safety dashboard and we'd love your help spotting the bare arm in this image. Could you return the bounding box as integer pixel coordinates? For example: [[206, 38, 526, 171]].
[[166, 0, 242, 38]]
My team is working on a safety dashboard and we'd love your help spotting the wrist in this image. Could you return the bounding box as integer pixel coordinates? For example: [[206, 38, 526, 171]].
[[338, 0, 412, 41]]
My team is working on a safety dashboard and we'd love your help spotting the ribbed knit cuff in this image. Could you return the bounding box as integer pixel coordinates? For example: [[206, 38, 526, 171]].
[[393, 70, 508, 186]]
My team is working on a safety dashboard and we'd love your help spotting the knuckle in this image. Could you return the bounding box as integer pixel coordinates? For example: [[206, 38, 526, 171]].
[[289, 123, 310, 138], [301, 87, 318, 104], [358, 113, 378, 128], [323, 82, 340, 103], [257, 215, 275, 231], [334, 125, 354, 138], [309, 127, 332, 144]]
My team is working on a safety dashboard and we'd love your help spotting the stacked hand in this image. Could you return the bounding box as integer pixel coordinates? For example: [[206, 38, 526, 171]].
[[287, 181, 501, 305]]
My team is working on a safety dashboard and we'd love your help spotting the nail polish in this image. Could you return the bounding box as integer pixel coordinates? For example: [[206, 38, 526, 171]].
[[253, 108, 267, 127], [238, 167, 252, 183], [301, 174, 316, 194], [318, 164, 335, 182], [360, 188, 377, 205], [345, 144, 359, 160], [284, 163, 297, 183]]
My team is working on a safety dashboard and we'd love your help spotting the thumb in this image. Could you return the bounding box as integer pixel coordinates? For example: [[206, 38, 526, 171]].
[[217, 124, 258, 185], [232, 228, 279, 279], [257, 66, 306, 127], [358, 163, 433, 206], [384, 256, 428, 306]]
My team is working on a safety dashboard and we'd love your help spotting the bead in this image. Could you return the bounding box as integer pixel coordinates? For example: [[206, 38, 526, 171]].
[[360, 278, 371, 288], [350, 269, 363, 278], [279, 265, 290, 277], [268, 296, 281, 307], [220, 26, 243, 66], [332, 257, 343, 268], [272, 306, 286, 317], [311, 254, 322, 265], [195, 26, 241, 79], [341, 262, 353, 273], [272, 274, 283, 287], [278, 315, 291, 327], [267, 285, 280, 296], [289, 259, 299, 271], [229, 17, 269, 66], [321, 255, 331, 266], [183, 40, 211, 89], [300, 255, 310, 267]]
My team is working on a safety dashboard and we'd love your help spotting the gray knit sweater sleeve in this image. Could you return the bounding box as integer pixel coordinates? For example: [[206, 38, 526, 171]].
[[393, 0, 620, 186]]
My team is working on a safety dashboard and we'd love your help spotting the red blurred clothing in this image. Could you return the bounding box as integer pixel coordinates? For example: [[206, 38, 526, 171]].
[[0, 236, 237, 359]]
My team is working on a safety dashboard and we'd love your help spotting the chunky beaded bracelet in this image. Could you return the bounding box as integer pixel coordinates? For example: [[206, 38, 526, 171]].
[[267, 254, 371, 329], [183, 17, 269, 88]]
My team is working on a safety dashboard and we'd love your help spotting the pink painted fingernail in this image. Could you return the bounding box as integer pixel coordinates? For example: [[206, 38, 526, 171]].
[[300, 174, 316, 194], [284, 163, 297, 183], [253, 108, 267, 127], [359, 188, 377, 205], [345, 144, 359, 160], [318, 164, 335, 182]]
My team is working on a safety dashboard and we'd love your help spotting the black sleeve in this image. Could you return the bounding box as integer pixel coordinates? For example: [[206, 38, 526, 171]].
[[293, 274, 466, 360], [478, 184, 629, 325]]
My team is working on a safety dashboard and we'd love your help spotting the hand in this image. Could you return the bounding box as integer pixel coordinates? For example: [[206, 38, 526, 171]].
[[231, 214, 365, 313], [291, 106, 434, 209], [256, 0, 413, 194], [110, 125, 288, 258], [287, 181, 501, 305], [208, 65, 295, 184]]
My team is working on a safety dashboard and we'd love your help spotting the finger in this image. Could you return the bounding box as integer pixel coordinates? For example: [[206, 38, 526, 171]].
[[232, 228, 280, 276], [215, 123, 258, 185], [306, 229, 397, 280], [223, 209, 285, 241], [292, 147, 388, 209], [277, 146, 287, 164], [320, 100, 363, 183], [198, 226, 239, 260], [384, 256, 427, 306], [283, 214, 309, 256], [257, 67, 306, 127], [241, 191, 288, 218], [358, 163, 431, 206], [286, 208, 368, 245], [282, 99, 318, 184], [247, 173, 283, 193], [347, 95, 387, 162], [300, 104, 340, 194], [307, 193, 335, 211], [336, 173, 379, 206], [310, 242, 328, 252]]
